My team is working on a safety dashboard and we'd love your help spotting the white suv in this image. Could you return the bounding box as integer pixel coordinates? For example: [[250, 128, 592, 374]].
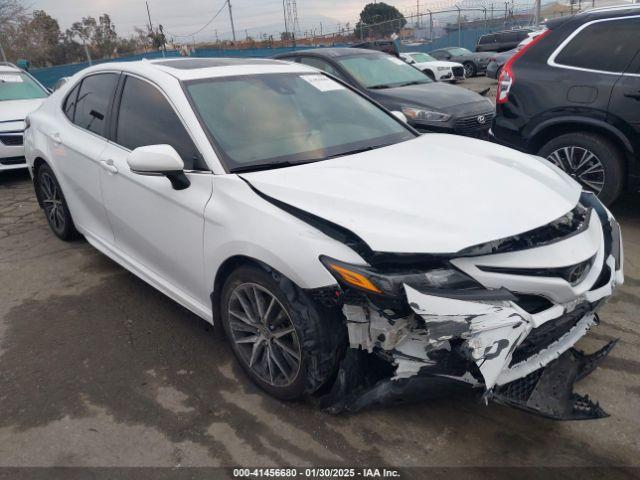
[[0, 62, 48, 172], [24, 58, 623, 419]]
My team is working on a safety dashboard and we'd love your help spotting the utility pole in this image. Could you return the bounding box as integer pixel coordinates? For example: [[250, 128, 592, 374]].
[[146, 1, 153, 32], [227, 0, 237, 43], [282, 0, 289, 44], [416, 0, 420, 29]]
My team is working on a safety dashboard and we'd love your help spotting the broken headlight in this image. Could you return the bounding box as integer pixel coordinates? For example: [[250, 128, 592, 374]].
[[320, 255, 481, 297]]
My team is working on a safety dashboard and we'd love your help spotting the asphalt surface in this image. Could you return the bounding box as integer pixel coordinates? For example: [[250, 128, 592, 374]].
[[0, 88, 638, 474]]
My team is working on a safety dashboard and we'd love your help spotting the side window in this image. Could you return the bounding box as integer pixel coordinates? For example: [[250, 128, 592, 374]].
[[116, 76, 204, 171], [63, 83, 81, 122], [501, 32, 519, 43], [478, 35, 491, 45], [299, 57, 344, 79], [555, 18, 640, 73], [74, 73, 117, 137]]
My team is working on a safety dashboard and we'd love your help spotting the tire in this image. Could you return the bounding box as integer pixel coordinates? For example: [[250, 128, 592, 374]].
[[538, 132, 624, 205], [220, 265, 344, 400], [463, 62, 477, 78], [423, 69, 436, 81], [35, 163, 79, 240]]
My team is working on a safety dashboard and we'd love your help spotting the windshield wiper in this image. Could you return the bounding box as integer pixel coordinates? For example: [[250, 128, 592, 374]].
[[320, 144, 390, 160], [368, 84, 392, 89], [229, 159, 323, 173], [395, 80, 428, 87]]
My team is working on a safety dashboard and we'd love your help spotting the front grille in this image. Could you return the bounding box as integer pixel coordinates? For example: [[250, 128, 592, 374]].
[[509, 304, 589, 366], [454, 112, 494, 135], [479, 256, 596, 286], [0, 133, 23, 146], [0, 156, 26, 165], [452, 66, 464, 77]]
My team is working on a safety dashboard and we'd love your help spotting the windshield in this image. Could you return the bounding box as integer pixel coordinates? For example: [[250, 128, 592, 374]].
[[410, 53, 436, 63], [448, 48, 472, 56], [186, 73, 415, 172], [337, 54, 431, 89], [0, 72, 48, 101]]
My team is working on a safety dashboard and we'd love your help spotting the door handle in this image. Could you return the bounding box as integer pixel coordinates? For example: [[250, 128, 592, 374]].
[[100, 159, 118, 174], [624, 91, 640, 100]]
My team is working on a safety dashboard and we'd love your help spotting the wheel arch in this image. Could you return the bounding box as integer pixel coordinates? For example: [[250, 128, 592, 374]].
[[210, 254, 322, 325], [527, 118, 633, 157]]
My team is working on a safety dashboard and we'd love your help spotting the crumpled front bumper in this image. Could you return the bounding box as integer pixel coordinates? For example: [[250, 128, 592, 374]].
[[322, 198, 623, 419]]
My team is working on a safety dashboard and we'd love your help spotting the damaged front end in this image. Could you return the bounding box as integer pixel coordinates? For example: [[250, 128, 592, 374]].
[[319, 193, 624, 420]]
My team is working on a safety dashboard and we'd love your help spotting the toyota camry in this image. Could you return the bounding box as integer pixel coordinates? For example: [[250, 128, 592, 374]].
[[24, 58, 623, 419]]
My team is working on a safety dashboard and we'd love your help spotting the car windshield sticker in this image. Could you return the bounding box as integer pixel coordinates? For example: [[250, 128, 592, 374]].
[[387, 57, 406, 66], [300, 74, 344, 92], [0, 75, 23, 83]]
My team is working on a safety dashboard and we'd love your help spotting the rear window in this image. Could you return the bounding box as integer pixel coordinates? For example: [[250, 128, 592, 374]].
[[554, 17, 640, 73]]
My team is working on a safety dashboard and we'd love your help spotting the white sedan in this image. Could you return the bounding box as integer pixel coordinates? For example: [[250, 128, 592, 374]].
[[24, 58, 622, 418], [400, 52, 465, 82], [0, 62, 48, 172]]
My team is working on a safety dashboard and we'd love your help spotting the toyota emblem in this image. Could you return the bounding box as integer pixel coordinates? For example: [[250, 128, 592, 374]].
[[477, 115, 486, 124]]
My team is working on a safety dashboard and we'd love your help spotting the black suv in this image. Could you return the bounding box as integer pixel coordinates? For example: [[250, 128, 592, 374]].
[[492, 5, 640, 204], [476, 29, 533, 52]]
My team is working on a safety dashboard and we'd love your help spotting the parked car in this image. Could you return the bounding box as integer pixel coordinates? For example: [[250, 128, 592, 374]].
[[492, 5, 640, 205], [275, 48, 494, 137], [399, 52, 465, 82], [351, 40, 399, 57], [487, 30, 547, 79], [476, 28, 534, 52], [429, 47, 495, 77], [25, 57, 622, 418], [0, 62, 49, 172], [486, 49, 514, 80]]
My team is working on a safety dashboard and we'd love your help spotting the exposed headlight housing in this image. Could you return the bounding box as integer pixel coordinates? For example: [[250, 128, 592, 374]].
[[401, 106, 452, 123], [320, 256, 481, 297]]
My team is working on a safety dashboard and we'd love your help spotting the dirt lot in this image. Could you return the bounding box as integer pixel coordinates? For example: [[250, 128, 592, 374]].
[[0, 99, 639, 474]]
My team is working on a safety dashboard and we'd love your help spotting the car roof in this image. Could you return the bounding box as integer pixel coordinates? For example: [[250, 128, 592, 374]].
[[71, 56, 318, 82], [546, 3, 640, 29], [275, 47, 385, 59]]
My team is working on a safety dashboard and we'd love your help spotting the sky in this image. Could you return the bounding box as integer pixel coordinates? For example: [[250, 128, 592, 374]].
[[27, 0, 459, 41]]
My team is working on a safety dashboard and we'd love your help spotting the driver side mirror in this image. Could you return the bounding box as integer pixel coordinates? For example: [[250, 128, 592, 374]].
[[127, 144, 191, 190]]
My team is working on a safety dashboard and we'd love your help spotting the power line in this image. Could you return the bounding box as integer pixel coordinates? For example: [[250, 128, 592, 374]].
[[166, 1, 230, 38]]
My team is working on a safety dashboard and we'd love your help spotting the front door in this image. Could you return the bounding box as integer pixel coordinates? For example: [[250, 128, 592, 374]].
[[99, 75, 213, 314]]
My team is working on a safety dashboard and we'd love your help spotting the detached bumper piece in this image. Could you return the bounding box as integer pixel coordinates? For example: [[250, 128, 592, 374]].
[[319, 350, 474, 414], [491, 339, 618, 420]]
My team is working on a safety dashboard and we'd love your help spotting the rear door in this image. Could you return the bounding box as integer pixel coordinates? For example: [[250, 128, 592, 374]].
[[609, 48, 640, 153], [53, 72, 118, 243], [99, 74, 213, 312], [548, 16, 640, 117]]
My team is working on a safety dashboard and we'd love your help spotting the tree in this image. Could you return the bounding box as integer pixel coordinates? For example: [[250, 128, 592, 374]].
[[354, 2, 406, 39]]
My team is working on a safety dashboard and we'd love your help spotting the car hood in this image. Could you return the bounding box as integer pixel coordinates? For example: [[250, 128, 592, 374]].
[[240, 134, 581, 255], [0, 98, 44, 130], [371, 81, 492, 114]]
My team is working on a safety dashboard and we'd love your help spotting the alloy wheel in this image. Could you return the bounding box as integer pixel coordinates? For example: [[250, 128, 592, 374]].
[[546, 146, 605, 195], [227, 283, 301, 387], [464, 63, 474, 77], [40, 171, 66, 233]]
